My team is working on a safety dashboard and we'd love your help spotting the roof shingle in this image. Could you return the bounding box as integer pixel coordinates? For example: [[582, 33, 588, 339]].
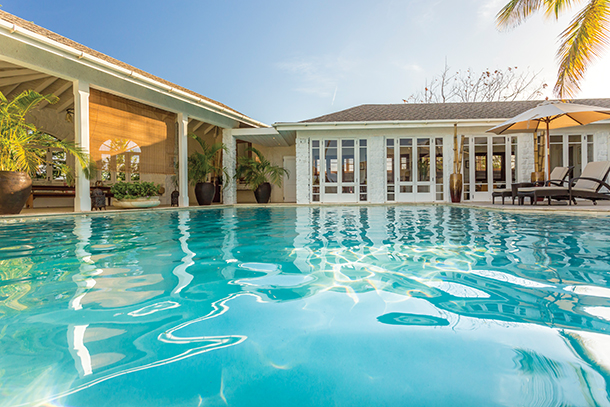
[[302, 99, 610, 123]]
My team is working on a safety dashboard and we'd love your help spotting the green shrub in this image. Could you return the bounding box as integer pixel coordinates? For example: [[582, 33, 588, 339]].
[[110, 181, 161, 200]]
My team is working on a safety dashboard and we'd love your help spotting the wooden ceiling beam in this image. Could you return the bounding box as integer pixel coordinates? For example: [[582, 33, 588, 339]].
[[0, 61, 19, 69], [203, 124, 215, 135], [192, 121, 205, 133], [0, 73, 49, 87], [0, 83, 21, 97], [55, 95, 74, 113], [40, 81, 72, 109], [0, 69, 37, 79], [33, 77, 59, 94]]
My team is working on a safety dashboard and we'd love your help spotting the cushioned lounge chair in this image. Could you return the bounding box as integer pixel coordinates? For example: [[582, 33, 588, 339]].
[[518, 161, 610, 205], [492, 166, 571, 205]]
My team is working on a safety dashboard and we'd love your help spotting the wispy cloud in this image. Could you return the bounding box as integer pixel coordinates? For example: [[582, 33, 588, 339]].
[[275, 55, 356, 99]]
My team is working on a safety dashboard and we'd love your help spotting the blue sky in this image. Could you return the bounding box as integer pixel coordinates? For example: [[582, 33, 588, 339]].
[[4, 0, 610, 124]]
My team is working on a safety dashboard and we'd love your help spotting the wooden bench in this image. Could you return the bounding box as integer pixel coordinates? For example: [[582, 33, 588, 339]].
[[26, 185, 114, 208]]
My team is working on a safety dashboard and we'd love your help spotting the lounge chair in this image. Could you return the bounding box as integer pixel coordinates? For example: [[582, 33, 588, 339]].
[[518, 161, 610, 205], [491, 166, 572, 205]]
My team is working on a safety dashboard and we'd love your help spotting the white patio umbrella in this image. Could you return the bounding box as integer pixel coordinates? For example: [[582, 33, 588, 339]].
[[487, 101, 610, 180]]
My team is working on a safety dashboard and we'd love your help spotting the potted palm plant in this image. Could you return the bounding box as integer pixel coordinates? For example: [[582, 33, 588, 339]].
[[235, 147, 289, 204], [188, 134, 227, 205], [0, 90, 93, 215]]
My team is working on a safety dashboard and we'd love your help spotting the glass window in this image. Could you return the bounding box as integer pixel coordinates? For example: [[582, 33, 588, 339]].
[[324, 140, 337, 184], [399, 139, 412, 182], [417, 138, 430, 182], [359, 139, 367, 201]]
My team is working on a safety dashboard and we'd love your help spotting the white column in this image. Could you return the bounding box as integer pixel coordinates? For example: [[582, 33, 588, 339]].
[[73, 80, 91, 212], [295, 136, 310, 204], [368, 136, 386, 203], [222, 129, 236, 204], [177, 113, 189, 207], [517, 133, 535, 183]]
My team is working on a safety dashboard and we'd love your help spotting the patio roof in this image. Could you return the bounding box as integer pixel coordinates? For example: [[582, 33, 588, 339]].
[[0, 10, 265, 128]]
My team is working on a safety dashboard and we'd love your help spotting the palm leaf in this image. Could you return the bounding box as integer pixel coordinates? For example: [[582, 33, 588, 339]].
[[555, 0, 610, 98], [235, 147, 288, 190]]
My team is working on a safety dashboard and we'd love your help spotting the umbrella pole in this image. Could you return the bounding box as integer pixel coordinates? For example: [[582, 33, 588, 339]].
[[546, 120, 551, 180]]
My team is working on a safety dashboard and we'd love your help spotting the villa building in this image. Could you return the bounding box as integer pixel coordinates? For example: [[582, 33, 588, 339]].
[[267, 101, 610, 204], [2, 9, 610, 210]]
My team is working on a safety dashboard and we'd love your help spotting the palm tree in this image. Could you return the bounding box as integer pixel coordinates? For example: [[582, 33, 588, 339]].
[[496, 0, 610, 99], [235, 147, 288, 190], [187, 133, 227, 205], [0, 89, 93, 179], [187, 133, 227, 186]]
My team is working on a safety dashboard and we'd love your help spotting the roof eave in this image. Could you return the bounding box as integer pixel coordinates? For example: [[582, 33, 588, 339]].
[[274, 118, 509, 131], [0, 17, 267, 129]]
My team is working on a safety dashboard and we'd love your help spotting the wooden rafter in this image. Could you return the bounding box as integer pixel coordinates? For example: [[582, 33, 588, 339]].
[[0, 73, 49, 87], [33, 77, 59, 93], [192, 121, 205, 133], [1, 83, 21, 97], [0, 61, 19, 69], [55, 89, 75, 112], [36, 81, 71, 109], [0, 69, 36, 79], [203, 124, 215, 135]]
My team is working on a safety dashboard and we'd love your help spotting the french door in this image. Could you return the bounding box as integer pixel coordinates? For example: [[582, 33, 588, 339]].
[[386, 137, 442, 202], [463, 136, 517, 201], [312, 139, 367, 203]]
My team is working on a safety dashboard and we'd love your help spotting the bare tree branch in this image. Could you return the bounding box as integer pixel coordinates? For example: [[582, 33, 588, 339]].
[[405, 65, 548, 103]]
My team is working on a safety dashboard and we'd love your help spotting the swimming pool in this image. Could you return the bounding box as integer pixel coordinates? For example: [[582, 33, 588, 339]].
[[1, 205, 610, 406]]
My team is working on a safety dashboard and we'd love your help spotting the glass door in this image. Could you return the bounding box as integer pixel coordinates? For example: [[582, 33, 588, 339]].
[[389, 137, 436, 202], [396, 138, 414, 201], [464, 136, 516, 201], [415, 138, 433, 202], [314, 139, 366, 203]]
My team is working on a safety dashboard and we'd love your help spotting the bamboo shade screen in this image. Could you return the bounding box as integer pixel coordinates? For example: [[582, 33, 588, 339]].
[[89, 89, 176, 174]]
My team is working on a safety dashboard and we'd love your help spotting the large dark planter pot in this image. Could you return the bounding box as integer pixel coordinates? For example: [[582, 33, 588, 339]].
[[449, 173, 463, 203], [254, 182, 272, 204], [195, 182, 215, 205], [0, 171, 32, 215]]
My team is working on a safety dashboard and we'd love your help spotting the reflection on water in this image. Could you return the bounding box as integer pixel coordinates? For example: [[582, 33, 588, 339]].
[[1, 206, 610, 406]]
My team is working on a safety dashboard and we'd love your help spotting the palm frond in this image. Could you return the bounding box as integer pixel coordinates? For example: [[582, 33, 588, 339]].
[[496, 0, 544, 28], [187, 134, 228, 185], [235, 147, 288, 190], [544, 0, 577, 18], [555, 0, 610, 98]]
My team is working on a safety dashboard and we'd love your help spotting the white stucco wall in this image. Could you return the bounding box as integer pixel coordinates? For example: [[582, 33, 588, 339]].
[[596, 131, 609, 161], [295, 137, 310, 205], [367, 136, 386, 204], [222, 129, 237, 205], [517, 133, 535, 183]]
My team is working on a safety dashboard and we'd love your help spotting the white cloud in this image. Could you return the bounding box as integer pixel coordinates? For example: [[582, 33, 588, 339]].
[[275, 54, 356, 99]]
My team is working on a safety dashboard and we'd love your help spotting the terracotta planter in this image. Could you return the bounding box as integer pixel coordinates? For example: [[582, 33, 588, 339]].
[[195, 182, 215, 205], [449, 173, 463, 203], [0, 171, 32, 215], [254, 182, 272, 204]]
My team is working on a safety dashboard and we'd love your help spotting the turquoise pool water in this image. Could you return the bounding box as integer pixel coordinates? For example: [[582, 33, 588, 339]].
[[1, 206, 610, 406]]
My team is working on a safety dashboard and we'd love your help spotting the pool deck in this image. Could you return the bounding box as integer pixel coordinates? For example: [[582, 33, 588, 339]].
[[2, 199, 610, 220]]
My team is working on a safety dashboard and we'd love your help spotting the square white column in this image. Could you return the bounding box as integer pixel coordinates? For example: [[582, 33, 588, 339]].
[[295, 137, 310, 204], [177, 113, 189, 207], [73, 80, 91, 212], [222, 129, 236, 204]]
